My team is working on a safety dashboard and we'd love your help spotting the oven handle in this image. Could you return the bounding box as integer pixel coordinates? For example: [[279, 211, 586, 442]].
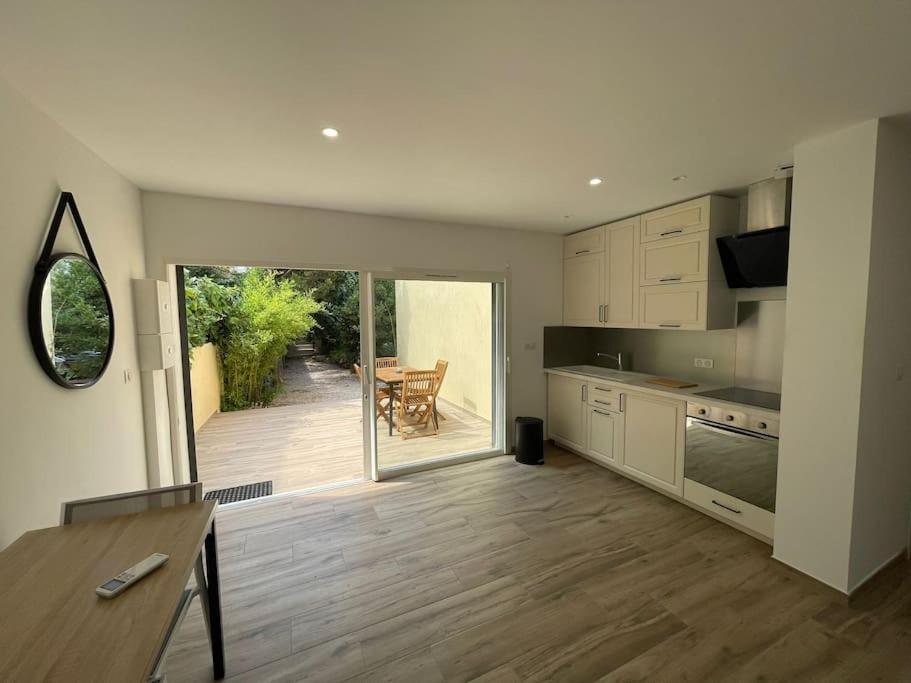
[[687, 416, 778, 442]]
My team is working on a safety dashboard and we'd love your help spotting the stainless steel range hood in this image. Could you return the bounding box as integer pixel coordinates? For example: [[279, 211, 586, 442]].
[[747, 176, 792, 232], [717, 174, 792, 288]]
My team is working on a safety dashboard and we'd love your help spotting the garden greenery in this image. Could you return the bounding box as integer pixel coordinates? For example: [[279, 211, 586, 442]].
[[185, 268, 320, 410], [47, 257, 111, 381], [278, 270, 397, 366]]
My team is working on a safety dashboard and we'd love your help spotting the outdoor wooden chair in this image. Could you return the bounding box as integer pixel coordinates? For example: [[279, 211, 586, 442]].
[[432, 359, 449, 427], [375, 357, 399, 369], [354, 363, 392, 424], [397, 369, 438, 439]]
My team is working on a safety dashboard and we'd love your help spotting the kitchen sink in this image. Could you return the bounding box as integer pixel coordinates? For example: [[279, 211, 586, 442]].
[[555, 365, 646, 383]]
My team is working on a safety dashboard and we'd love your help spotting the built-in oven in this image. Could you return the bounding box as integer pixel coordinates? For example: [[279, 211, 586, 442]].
[[684, 401, 779, 514]]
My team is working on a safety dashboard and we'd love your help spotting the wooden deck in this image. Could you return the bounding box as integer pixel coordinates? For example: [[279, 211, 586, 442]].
[[195, 397, 492, 496]]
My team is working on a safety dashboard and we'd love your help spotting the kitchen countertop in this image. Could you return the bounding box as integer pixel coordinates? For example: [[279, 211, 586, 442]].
[[544, 365, 781, 417]]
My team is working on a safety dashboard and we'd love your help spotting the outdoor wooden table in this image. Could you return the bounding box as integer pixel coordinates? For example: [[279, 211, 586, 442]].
[[376, 365, 415, 435], [0, 501, 225, 682]]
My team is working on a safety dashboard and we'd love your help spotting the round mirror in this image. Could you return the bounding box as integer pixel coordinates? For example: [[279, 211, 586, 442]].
[[28, 253, 114, 388]]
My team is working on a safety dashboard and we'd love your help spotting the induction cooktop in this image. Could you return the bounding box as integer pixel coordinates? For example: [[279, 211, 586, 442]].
[[692, 386, 781, 412]]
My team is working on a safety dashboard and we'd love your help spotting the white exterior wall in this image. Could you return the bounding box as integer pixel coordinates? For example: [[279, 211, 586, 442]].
[[0, 78, 148, 548], [395, 280, 492, 420]]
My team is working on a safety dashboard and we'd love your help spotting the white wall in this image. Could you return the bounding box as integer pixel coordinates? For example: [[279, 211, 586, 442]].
[[848, 119, 911, 589], [774, 118, 911, 595], [773, 120, 878, 592], [0, 79, 148, 548], [141, 192, 563, 476], [395, 280, 492, 420]]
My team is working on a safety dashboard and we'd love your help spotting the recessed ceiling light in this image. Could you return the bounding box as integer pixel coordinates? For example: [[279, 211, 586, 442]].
[[672, 174, 687, 182], [321, 127, 340, 138], [588, 177, 603, 186]]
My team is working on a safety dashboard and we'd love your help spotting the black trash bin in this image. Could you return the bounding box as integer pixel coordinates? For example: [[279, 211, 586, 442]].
[[514, 416, 544, 465]]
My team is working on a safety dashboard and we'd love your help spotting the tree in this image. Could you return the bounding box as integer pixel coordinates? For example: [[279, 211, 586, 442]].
[[184, 274, 232, 349], [184, 267, 321, 410], [48, 258, 110, 380], [275, 270, 397, 366], [220, 269, 321, 410]]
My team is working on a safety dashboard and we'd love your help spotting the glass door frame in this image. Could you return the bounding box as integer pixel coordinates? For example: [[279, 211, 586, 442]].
[[359, 268, 509, 481]]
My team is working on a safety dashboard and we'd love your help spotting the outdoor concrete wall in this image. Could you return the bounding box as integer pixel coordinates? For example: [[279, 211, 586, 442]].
[[190, 343, 221, 432], [0, 77, 148, 549], [395, 280, 492, 420]]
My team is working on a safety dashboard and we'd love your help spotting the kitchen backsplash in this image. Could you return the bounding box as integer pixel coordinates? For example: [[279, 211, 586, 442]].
[[543, 326, 737, 385]]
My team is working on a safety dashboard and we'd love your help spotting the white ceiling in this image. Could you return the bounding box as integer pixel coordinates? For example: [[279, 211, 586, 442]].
[[2, 1, 911, 233]]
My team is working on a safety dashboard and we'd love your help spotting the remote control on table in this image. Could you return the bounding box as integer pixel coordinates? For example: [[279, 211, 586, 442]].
[[95, 553, 169, 599]]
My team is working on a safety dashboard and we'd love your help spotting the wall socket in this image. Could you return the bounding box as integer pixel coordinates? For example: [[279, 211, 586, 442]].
[[694, 357, 714, 369]]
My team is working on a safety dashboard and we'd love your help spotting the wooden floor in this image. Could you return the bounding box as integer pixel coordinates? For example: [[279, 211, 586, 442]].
[[195, 397, 491, 495], [168, 445, 911, 682]]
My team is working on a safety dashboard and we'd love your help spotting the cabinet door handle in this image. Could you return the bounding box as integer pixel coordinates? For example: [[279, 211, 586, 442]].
[[575, 249, 591, 255], [712, 499, 742, 515], [597, 304, 603, 322], [659, 228, 684, 237], [659, 275, 682, 282], [659, 323, 681, 328], [619, 394, 625, 412], [581, 385, 587, 401]]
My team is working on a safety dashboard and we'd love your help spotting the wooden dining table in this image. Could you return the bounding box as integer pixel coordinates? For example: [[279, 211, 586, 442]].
[[0, 501, 224, 682], [375, 365, 415, 435]]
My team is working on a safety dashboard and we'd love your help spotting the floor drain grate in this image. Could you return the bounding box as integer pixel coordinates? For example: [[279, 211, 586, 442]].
[[204, 481, 273, 505]]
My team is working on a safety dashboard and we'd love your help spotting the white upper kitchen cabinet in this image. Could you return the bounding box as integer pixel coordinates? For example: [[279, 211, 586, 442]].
[[621, 391, 685, 495], [563, 225, 604, 259], [639, 232, 709, 286], [603, 217, 640, 327], [640, 196, 711, 243], [563, 218, 639, 328], [562, 195, 738, 330], [563, 252, 603, 326], [639, 281, 708, 330], [638, 195, 739, 330], [546, 373, 587, 452]]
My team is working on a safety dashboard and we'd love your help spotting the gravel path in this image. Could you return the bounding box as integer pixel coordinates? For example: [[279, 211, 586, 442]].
[[270, 357, 360, 407]]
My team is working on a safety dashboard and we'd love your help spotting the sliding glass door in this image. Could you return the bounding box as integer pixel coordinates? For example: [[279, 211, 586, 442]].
[[359, 271, 506, 479]]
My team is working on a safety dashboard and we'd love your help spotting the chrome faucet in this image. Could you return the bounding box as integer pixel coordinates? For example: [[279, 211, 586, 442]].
[[596, 351, 624, 372]]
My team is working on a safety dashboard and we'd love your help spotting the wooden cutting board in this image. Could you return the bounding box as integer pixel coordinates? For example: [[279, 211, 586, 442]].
[[646, 377, 698, 389]]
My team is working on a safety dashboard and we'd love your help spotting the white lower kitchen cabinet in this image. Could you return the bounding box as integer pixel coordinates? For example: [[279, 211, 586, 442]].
[[683, 478, 775, 539], [621, 391, 685, 495], [546, 373, 586, 451], [586, 406, 622, 466]]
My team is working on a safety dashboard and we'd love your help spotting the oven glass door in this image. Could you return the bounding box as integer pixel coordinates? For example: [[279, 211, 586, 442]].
[[684, 417, 778, 512]]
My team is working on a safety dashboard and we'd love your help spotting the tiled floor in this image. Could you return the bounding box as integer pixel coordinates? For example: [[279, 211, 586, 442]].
[[169, 445, 911, 682]]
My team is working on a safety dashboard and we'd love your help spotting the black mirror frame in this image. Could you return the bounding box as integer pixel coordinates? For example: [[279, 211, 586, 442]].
[[27, 192, 115, 389]]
